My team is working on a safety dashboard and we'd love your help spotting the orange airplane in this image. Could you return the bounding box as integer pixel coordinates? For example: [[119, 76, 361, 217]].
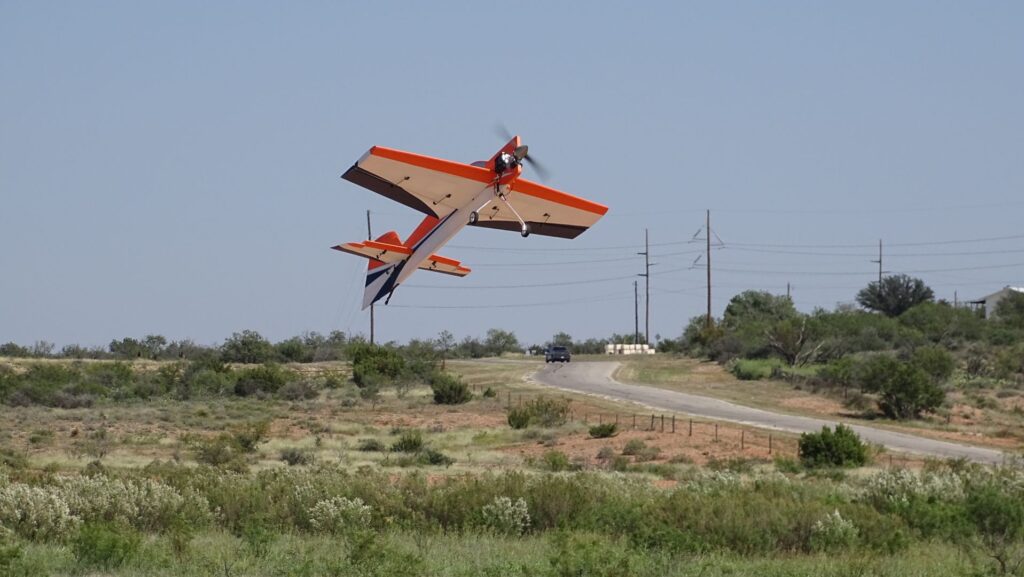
[[333, 136, 609, 309]]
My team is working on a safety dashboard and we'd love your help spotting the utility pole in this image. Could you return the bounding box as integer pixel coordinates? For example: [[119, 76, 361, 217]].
[[871, 239, 883, 283], [634, 280, 640, 345], [367, 209, 374, 345], [706, 209, 712, 330], [637, 229, 650, 344], [786, 282, 791, 300]]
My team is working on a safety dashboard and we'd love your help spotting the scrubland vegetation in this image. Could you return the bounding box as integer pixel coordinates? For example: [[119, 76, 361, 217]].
[[2, 277, 1024, 575]]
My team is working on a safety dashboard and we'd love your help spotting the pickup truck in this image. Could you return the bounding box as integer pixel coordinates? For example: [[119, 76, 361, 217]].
[[544, 346, 571, 363]]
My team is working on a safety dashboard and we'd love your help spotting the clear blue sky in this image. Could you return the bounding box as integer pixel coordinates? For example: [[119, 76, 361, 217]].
[[2, 1, 1023, 349]]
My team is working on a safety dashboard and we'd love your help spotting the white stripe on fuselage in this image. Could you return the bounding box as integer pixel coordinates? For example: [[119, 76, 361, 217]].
[[395, 185, 498, 285]]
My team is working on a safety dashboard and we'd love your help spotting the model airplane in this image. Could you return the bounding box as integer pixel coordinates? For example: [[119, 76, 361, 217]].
[[333, 136, 609, 309]]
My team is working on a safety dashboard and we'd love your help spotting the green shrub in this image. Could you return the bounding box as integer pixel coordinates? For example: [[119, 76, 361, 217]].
[[588, 423, 617, 439], [910, 345, 956, 383], [391, 430, 424, 453], [798, 424, 868, 468], [418, 448, 454, 467], [507, 407, 531, 429], [621, 439, 646, 456], [350, 344, 406, 387], [232, 420, 270, 453], [233, 363, 292, 396], [540, 451, 573, 472], [278, 379, 319, 400], [190, 434, 245, 468], [482, 386, 497, 398], [72, 523, 141, 570], [357, 438, 385, 452], [430, 372, 471, 405], [548, 532, 636, 577], [505, 397, 570, 429], [280, 448, 314, 466], [729, 358, 781, 380]]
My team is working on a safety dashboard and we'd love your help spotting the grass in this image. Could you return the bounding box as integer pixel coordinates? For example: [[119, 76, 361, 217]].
[[3, 531, 977, 576]]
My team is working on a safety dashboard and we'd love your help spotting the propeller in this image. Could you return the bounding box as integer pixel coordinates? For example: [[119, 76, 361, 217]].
[[494, 124, 551, 181]]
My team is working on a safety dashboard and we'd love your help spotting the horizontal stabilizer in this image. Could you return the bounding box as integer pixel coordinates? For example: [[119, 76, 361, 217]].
[[331, 241, 469, 277]]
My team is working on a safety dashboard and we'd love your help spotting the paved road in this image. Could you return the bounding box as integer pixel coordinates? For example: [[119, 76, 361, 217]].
[[533, 361, 1007, 465]]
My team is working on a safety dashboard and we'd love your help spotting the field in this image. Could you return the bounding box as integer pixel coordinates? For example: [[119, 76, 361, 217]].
[[2, 356, 1023, 576]]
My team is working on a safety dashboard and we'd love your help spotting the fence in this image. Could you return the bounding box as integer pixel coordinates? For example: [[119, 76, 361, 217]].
[[480, 389, 919, 468]]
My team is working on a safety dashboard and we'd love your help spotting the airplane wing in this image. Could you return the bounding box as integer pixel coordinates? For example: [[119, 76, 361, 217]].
[[341, 146, 492, 218], [473, 178, 609, 239], [342, 146, 608, 239], [331, 241, 470, 277]]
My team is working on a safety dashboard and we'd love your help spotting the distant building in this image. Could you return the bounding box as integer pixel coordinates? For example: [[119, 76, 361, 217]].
[[970, 286, 1024, 319]]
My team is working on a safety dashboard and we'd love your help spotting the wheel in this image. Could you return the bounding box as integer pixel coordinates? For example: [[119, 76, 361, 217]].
[[469, 211, 479, 224], [520, 223, 531, 238]]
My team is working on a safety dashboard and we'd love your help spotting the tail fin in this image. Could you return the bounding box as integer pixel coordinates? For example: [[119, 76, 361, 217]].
[[351, 215, 442, 309]]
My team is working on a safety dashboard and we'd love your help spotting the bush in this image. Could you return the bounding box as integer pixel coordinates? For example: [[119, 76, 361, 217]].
[[233, 363, 292, 396], [280, 448, 314, 466], [540, 451, 573, 472], [308, 497, 372, 534], [799, 424, 868, 468], [481, 496, 530, 536], [350, 344, 406, 388], [356, 438, 385, 452], [507, 407, 531, 429], [278, 379, 319, 400], [588, 423, 618, 439], [72, 523, 141, 570], [505, 397, 570, 429], [621, 440, 646, 456], [232, 420, 270, 453], [728, 358, 780, 380], [429, 372, 471, 405], [391, 430, 424, 453], [417, 448, 454, 467], [910, 345, 956, 383]]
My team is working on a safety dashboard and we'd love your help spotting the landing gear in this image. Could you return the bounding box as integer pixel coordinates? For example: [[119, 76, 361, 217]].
[[469, 211, 479, 225], [520, 223, 530, 237]]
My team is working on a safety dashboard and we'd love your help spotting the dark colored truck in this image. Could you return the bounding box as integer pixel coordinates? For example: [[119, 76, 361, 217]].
[[544, 346, 571, 363]]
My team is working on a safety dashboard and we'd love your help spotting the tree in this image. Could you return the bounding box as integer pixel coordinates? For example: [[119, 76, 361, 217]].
[[484, 329, 521, 356], [994, 290, 1024, 329], [221, 330, 274, 364], [549, 332, 573, 348], [765, 318, 831, 367], [436, 330, 455, 369], [722, 290, 797, 328], [856, 275, 934, 317]]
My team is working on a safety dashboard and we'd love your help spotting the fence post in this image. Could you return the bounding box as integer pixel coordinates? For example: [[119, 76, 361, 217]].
[[599, 413, 603, 425], [714, 423, 718, 442], [660, 414, 665, 433], [769, 434, 773, 455], [632, 414, 636, 430], [507, 392, 511, 408], [741, 430, 745, 450], [671, 415, 676, 433], [615, 413, 619, 426], [650, 414, 655, 431], [688, 419, 692, 437]]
